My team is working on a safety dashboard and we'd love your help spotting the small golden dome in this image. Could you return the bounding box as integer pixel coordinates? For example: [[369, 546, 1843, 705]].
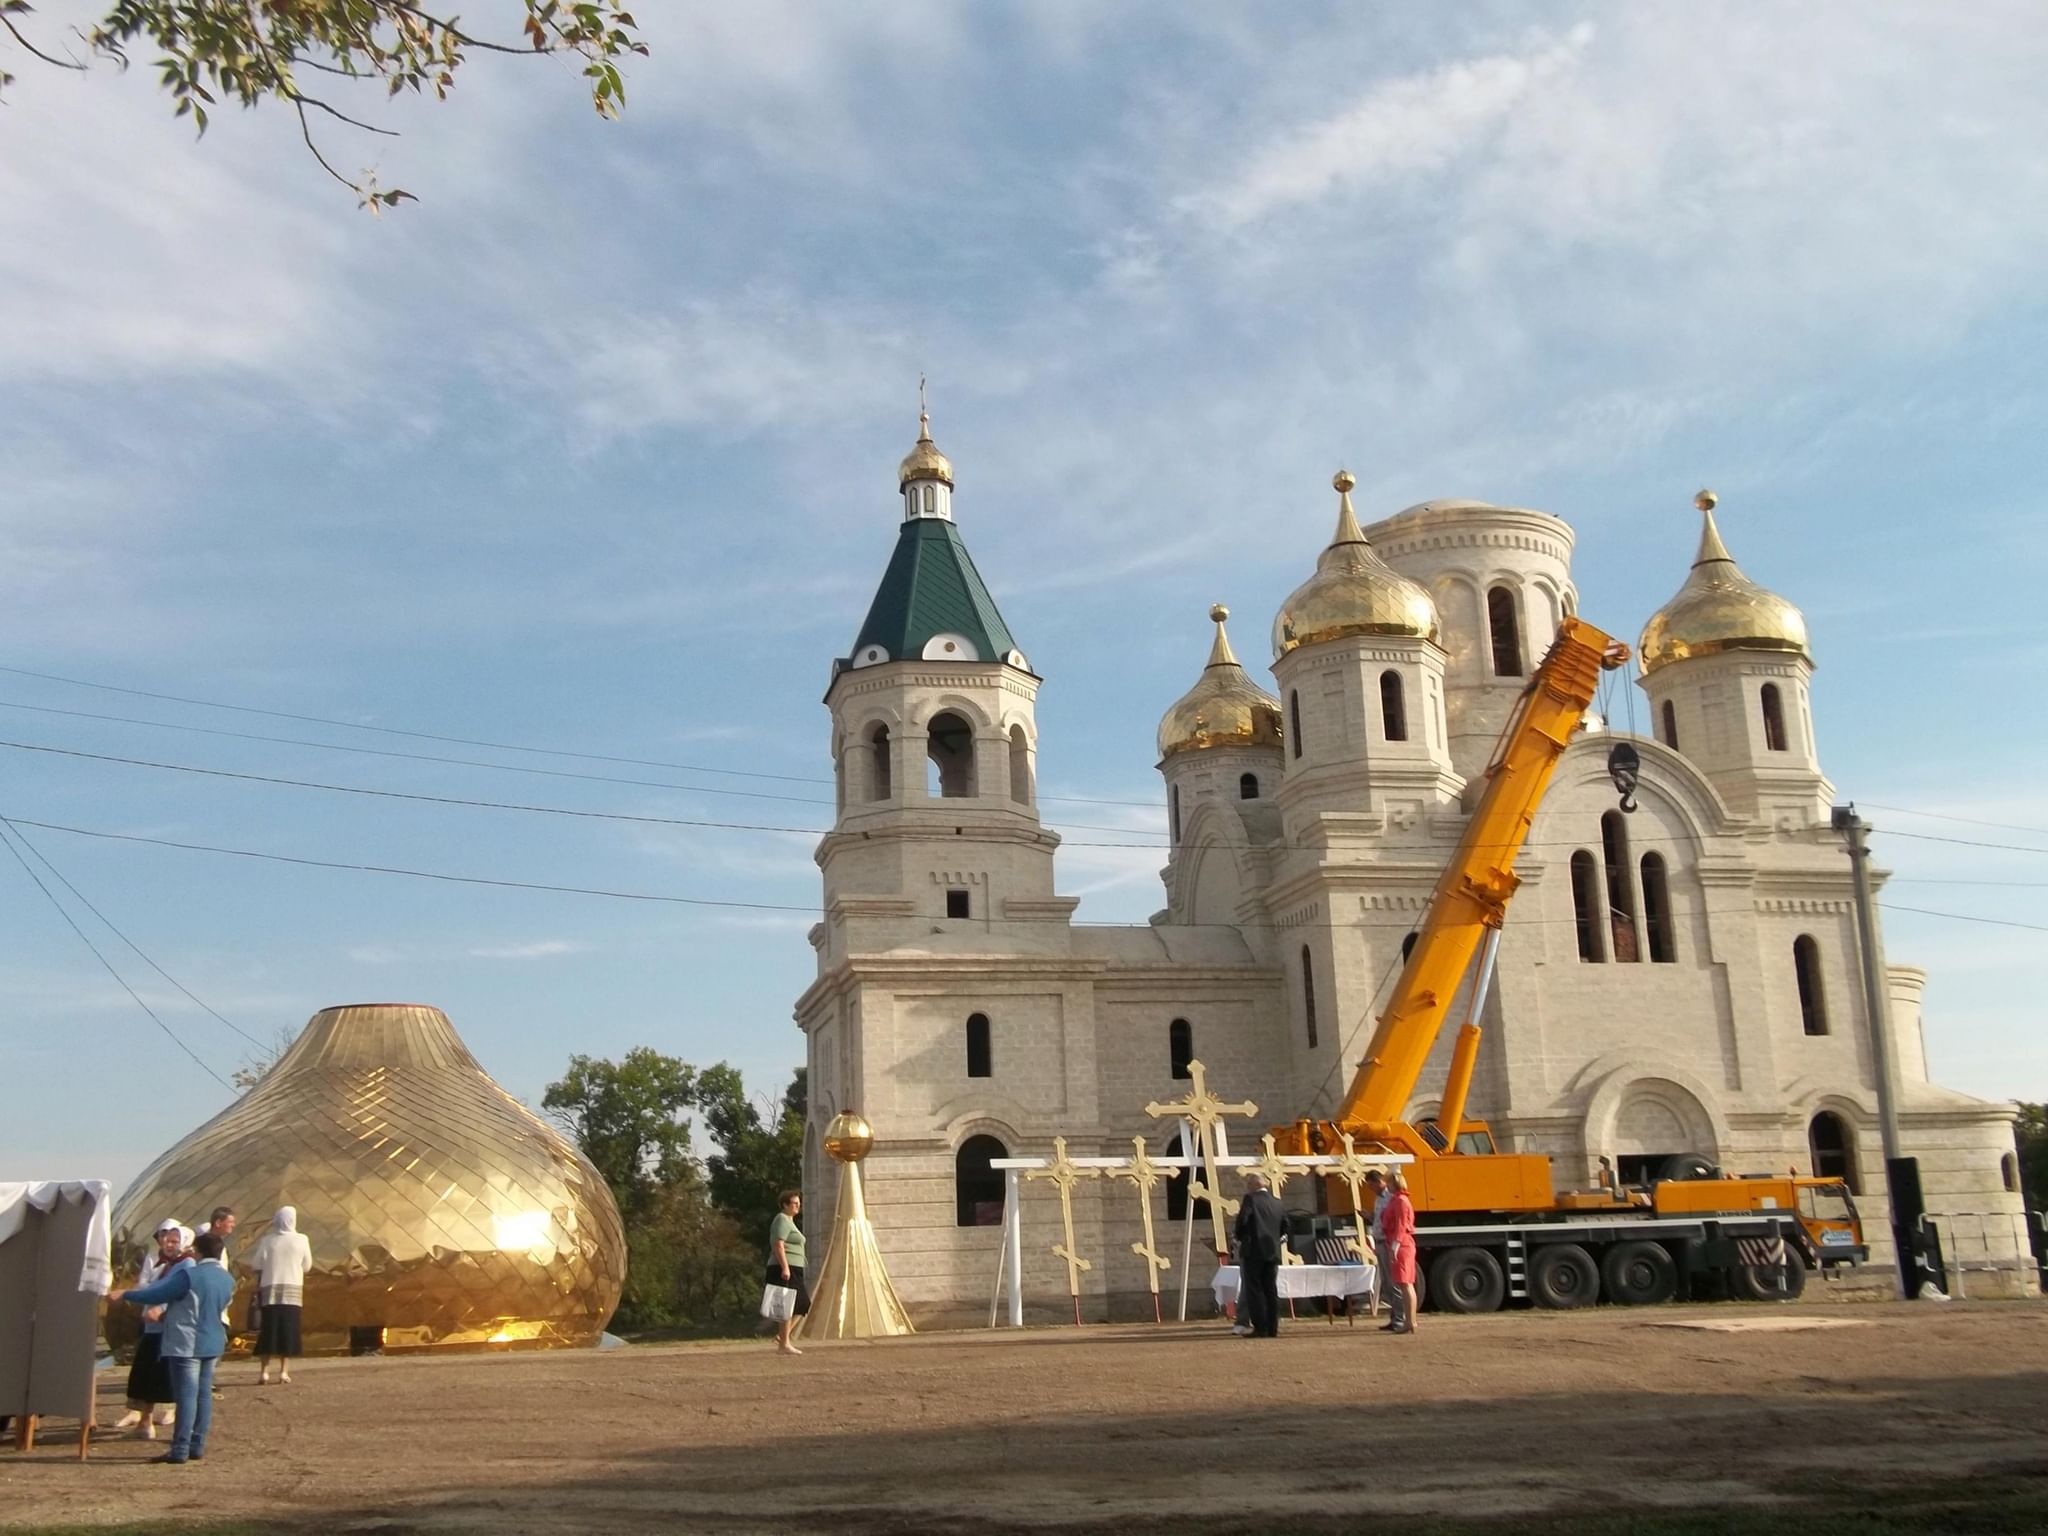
[[897, 407, 954, 489], [1159, 604, 1284, 761], [823, 1112, 875, 1163], [1273, 472, 1441, 659], [1638, 492, 1810, 675]]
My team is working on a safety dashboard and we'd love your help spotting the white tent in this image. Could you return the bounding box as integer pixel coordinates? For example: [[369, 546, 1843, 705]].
[[0, 1180, 112, 1458]]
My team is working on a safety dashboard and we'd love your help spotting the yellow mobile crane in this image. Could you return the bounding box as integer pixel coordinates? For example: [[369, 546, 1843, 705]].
[[1275, 616, 1866, 1310]]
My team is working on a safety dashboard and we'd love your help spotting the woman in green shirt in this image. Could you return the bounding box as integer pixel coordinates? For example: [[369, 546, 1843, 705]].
[[767, 1190, 809, 1357]]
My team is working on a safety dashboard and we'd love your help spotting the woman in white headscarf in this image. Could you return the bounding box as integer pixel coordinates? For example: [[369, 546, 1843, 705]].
[[247, 1206, 313, 1384], [114, 1219, 191, 1434]]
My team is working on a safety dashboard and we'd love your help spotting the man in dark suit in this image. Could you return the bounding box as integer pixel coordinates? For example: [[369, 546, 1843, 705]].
[[1233, 1173, 1287, 1338]]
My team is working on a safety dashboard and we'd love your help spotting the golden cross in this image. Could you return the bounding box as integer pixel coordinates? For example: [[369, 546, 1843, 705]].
[[1114, 1135, 1172, 1297], [1146, 1058, 1258, 1259], [1332, 1132, 1378, 1261], [1251, 1131, 1294, 1199], [1025, 1135, 1099, 1302]]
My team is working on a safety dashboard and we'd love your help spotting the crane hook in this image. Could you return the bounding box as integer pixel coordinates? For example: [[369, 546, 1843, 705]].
[[1607, 741, 1641, 814]]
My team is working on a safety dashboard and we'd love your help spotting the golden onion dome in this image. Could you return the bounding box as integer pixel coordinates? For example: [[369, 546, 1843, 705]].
[[897, 406, 954, 489], [1158, 604, 1284, 761], [1638, 491, 1811, 676], [1273, 470, 1442, 659]]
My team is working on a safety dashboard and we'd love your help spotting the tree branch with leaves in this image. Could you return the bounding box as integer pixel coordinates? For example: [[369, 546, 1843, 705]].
[[1, 0, 646, 208]]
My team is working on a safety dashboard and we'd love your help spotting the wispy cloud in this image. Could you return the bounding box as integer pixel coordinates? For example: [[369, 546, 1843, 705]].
[[465, 939, 591, 961]]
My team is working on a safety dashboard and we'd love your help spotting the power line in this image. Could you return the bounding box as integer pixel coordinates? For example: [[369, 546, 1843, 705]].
[[0, 817, 233, 1089], [1881, 829, 2048, 856], [1861, 801, 2048, 838], [1876, 903, 2048, 934], [0, 813, 263, 1048]]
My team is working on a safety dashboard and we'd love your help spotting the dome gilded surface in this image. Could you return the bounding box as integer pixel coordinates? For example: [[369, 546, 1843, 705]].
[[1273, 471, 1442, 659], [110, 1003, 625, 1355], [897, 408, 954, 488], [1638, 492, 1811, 676], [1158, 604, 1283, 761]]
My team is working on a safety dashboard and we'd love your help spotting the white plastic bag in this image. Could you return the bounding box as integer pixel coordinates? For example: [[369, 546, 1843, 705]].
[[760, 1283, 796, 1322]]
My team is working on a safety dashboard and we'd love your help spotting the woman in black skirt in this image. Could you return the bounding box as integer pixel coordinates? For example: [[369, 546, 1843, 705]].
[[115, 1219, 189, 1437], [247, 1206, 313, 1384], [766, 1190, 810, 1357]]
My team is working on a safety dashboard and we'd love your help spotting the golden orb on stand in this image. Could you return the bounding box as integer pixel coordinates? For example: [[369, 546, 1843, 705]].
[[1695, 488, 1718, 512], [823, 1112, 875, 1163]]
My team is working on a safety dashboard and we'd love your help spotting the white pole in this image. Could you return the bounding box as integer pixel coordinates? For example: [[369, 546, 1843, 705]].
[[1177, 1116, 1196, 1322], [1004, 1167, 1024, 1328], [988, 1204, 1008, 1329]]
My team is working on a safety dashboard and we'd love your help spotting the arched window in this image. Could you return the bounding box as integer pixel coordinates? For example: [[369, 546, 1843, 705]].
[[1007, 725, 1031, 805], [1238, 772, 1260, 800], [965, 1013, 992, 1078], [835, 742, 846, 812], [1761, 683, 1787, 752], [1289, 690, 1303, 759], [1300, 945, 1318, 1049], [1807, 1111, 1858, 1194], [1794, 936, 1827, 1035], [1661, 700, 1679, 750], [1170, 784, 1182, 844], [1601, 811, 1640, 962], [868, 724, 892, 801], [1380, 670, 1408, 741], [955, 1134, 1007, 1226], [1169, 1018, 1193, 1080], [1640, 853, 1675, 963], [1488, 586, 1524, 677], [927, 711, 977, 797], [1570, 850, 1605, 963], [1165, 1130, 1208, 1223], [2002, 1152, 2020, 1193], [923, 483, 937, 514], [1401, 931, 1418, 962]]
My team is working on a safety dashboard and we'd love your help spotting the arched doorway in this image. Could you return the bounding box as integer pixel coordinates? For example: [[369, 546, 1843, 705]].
[[1808, 1111, 1859, 1193]]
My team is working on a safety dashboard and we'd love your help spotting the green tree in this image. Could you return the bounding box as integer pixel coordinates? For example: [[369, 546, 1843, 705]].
[[697, 1064, 806, 1244], [1, 0, 646, 207], [542, 1047, 696, 1225], [2015, 1104, 2046, 1274]]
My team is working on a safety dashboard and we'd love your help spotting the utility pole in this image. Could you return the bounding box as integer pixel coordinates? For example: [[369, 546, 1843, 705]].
[[1833, 803, 1936, 1299]]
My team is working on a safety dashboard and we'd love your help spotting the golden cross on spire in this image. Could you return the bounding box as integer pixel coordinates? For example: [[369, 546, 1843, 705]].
[[1026, 1135, 1099, 1316], [918, 373, 930, 439], [1114, 1135, 1172, 1310], [1146, 1058, 1258, 1259]]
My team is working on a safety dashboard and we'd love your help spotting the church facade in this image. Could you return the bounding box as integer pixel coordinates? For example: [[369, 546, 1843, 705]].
[[793, 416, 2032, 1317]]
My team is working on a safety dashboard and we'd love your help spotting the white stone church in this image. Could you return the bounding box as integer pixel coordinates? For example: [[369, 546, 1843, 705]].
[[794, 413, 2031, 1317]]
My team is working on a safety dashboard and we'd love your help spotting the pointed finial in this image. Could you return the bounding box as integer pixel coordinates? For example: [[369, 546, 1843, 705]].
[[1206, 603, 1239, 668], [918, 374, 931, 441], [1329, 468, 1366, 547], [1692, 488, 1732, 565]]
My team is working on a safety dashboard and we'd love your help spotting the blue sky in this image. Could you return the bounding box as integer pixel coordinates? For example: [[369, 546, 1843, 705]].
[[4, 3, 2045, 1191]]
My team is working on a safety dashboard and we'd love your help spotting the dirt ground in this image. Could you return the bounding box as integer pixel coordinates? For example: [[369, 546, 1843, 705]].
[[3, 1300, 2045, 1535]]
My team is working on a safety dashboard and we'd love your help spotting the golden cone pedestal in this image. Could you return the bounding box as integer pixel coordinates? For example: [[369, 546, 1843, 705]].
[[797, 1113, 914, 1341]]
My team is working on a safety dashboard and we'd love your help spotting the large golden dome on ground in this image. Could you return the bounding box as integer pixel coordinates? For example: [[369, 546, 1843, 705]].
[[1158, 604, 1283, 760], [1638, 492, 1811, 676], [111, 1003, 624, 1354], [1274, 471, 1441, 658]]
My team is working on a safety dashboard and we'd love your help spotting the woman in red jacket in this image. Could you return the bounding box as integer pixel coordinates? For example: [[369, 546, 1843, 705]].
[[1381, 1170, 1419, 1336]]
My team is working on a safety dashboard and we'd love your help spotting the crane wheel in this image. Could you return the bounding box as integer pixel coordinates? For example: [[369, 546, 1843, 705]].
[[1430, 1247, 1506, 1314], [1601, 1240, 1677, 1305], [1529, 1243, 1600, 1309], [1731, 1248, 1808, 1302]]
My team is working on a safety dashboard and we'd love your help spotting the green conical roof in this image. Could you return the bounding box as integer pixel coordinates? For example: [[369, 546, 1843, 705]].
[[847, 517, 1019, 665]]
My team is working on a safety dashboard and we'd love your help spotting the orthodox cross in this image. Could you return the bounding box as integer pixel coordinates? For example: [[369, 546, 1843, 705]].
[[1145, 1059, 1258, 1260], [1248, 1132, 1308, 1266], [1114, 1134, 1172, 1318], [1025, 1135, 1099, 1324], [1332, 1132, 1378, 1261]]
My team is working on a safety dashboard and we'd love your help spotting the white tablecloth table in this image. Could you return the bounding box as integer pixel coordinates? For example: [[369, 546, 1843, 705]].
[[1212, 1262, 1376, 1310]]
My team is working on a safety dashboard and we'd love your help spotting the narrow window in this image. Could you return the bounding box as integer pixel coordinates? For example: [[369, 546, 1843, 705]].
[[1601, 812, 1640, 962], [1807, 1112, 1858, 1194], [1661, 700, 1679, 750], [1379, 670, 1408, 742], [1794, 935, 1827, 1035], [1165, 1130, 1208, 1223], [1300, 945, 1319, 1049], [1401, 931, 1418, 962], [923, 483, 936, 514], [955, 1134, 1006, 1226], [1640, 853, 1675, 963], [1169, 1019, 1193, 1080], [1761, 683, 1787, 752], [927, 711, 977, 797], [965, 1012, 992, 1077], [1289, 690, 1303, 759], [1238, 772, 1259, 800], [869, 724, 892, 801], [1570, 850, 1605, 963], [1170, 784, 1182, 844], [2002, 1152, 2020, 1194], [1007, 725, 1031, 805], [1488, 586, 1524, 677], [946, 888, 971, 920]]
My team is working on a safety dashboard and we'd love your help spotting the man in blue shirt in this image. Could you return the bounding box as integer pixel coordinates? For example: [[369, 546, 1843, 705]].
[[109, 1230, 235, 1464]]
